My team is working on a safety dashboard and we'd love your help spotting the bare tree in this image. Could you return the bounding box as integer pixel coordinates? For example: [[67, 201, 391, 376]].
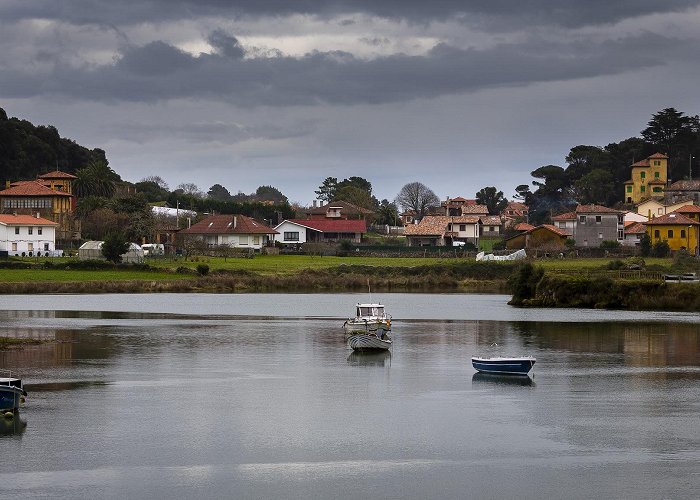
[[176, 183, 204, 198], [141, 175, 170, 191], [395, 182, 440, 220]]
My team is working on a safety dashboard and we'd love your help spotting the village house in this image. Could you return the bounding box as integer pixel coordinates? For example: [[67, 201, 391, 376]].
[[505, 224, 569, 250], [623, 152, 668, 204], [500, 201, 528, 227], [441, 197, 488, 216], [551, 211, 576, 238], [622, 221, 646, 247], [479, 215, 503, 238], [645, 212, 700, 254], [404, 215, 481, 247], [274, 219, 367, 245], [636, 198, 693, 219], [665, 180, 700, 205], [306, 200, 374, 221], [0, 170, 77, 240], [179, 214, 277, 250], [0, 213, 59, 257], [574, 205, 624, 247], [672, 205, 700, 222]]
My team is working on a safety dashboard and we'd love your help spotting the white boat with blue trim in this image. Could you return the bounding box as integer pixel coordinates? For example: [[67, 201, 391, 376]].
[[471, 356, 536, 375]]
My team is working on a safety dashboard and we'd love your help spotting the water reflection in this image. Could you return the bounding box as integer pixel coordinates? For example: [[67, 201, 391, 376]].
[[0, 415, 27, 436], [347, 350, 392, 367], [471, 372, 534, 387]]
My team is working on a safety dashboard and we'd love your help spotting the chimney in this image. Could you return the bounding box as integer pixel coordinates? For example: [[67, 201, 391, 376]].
[[313, 200, 317, 208], [5, 180, 9, 189], [233, 215, 237, 228], [36, 212, 40, 218]]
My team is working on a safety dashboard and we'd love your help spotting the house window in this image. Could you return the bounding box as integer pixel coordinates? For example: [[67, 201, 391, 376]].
[[654, 171, 660, 178], [579, 215, 586, 223], [44, 243, 50, 251], [559, 222, 566, 229], [253, 235, 260, 245], [640, 185, 646, 193], [11, 243, 17, 252], [598, 232, 603, 239], [668, 230, 673, 239], [658, 208, 663, 215], [28, 227, 33, 235], [15, 227, 19, 235], [653, 187, 662, 193], [626, 186, 632, 193], [681, 229, 686, 238], [284, 231, 300, 241], [653, 160, 660, 166], [595, 216, 602, 224], [489, 226, 495, 232], [28, 243, 33, 252], [654, 230, 660, 238], [38, 227, 42, 235], [618, 230, 624, 240], [459, 224, 466, 232], [641, 171, 646, 179], [239, 235, 249, 245]]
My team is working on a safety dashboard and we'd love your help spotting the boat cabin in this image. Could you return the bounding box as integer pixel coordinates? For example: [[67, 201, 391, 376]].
[[356, 303, 386, 319]]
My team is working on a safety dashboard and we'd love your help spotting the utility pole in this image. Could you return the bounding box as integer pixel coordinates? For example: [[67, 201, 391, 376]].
[[690, 154, 695, 180]]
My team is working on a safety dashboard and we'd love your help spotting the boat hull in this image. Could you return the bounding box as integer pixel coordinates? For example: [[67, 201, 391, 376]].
[[471, 357, 535, 375], [0, 386, 24, 412], [347, 334, 392, 351], [343, 320, 391, 334]]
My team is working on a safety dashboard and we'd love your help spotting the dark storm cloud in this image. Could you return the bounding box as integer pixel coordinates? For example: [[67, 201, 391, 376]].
[[0, 32, 694, 106], [1, 0, 698, 28]]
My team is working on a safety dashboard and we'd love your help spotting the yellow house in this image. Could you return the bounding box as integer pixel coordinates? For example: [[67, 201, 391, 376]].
[[645, 212, 700, 253], [624, 152, 668, 204]]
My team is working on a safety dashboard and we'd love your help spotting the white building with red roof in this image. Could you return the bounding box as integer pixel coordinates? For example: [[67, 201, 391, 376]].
[[0, 213, 59, 257], [179, 214, 278, 250], [274, 219, 367, 245]]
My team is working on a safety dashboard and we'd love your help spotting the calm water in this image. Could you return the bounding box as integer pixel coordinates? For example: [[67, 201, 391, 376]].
[[1, 293, 699, 499]]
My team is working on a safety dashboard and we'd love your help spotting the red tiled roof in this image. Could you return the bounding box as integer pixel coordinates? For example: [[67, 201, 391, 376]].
[[513, 222, 535, 231], [0, 180, 72, 197], [673, 205, 700, 213], [667, 180, 700, 191], [460, 204, 489, 214], [0, 214, 58, 226], [181, 214, 278, 234], [631, 159, 650, 167], [38, 170, 77, 179], [647, 179, 666, 185], [479, 215, 502, 225], [404, 216, 452, 236], [625, 222, 646, 234], [648, 152, 668, 159], [576, 204, 621, 214], [284, 219, 367, 233], [645, 213, 700, 226], [539, 224, 570, 237], [552, 211, 576, 221]]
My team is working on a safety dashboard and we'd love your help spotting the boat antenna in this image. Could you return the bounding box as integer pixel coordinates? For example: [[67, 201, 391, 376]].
[[368, 278, 373, 303]]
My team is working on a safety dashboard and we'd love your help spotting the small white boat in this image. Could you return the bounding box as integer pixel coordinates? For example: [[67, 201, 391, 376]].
[[347, 331, 392, 351], [343, 303, 392, 334], [0, 370, 27, 415]]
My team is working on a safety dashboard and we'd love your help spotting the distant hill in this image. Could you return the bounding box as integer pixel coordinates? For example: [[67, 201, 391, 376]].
[[0, 107, 110, 183]]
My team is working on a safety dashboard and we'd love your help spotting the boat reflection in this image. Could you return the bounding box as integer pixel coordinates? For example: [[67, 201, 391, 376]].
[[472, 372, 534, 387], [0, 415, 27, 436], [347, 350, 392, 367]]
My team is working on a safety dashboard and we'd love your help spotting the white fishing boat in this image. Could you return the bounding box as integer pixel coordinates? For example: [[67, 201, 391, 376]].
[[343, 303, 392, 335]]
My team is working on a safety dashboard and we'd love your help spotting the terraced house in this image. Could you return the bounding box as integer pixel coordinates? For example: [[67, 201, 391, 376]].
[[623, 152, 668, 204]]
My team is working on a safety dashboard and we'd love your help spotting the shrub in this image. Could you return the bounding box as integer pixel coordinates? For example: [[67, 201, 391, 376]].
[[672, 249, 699, 271], [508, 263, 545, 305], [492, 240, 506, 251], [639, 233, 652, 257], [652, 240, 670, 258], [196, 264, 210, 276], [565, 238, 576, 248], [606, 259, 625, 270], [600, 240, 621, 250]]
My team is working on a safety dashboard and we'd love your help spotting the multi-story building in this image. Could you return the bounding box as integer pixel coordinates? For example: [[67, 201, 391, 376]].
[[0, 213, 59, 256], [623, 153, 668, 204], [574, 205, 624, 247]]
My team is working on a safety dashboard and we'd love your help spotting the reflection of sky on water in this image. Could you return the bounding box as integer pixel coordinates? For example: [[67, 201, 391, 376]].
[[1, 293, 699, 498]]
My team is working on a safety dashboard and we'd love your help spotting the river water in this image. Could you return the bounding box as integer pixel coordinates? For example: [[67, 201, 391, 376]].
[[1, 293, 699, 499]]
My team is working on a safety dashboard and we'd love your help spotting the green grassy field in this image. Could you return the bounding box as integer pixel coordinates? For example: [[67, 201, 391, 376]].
[[0, 268, 180, 283]]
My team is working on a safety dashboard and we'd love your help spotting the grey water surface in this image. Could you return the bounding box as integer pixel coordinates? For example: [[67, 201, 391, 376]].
[[1, 293, 699, 499]]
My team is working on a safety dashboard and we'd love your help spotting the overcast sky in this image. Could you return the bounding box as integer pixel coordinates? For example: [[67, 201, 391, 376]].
[[2, 1, 700, 204]]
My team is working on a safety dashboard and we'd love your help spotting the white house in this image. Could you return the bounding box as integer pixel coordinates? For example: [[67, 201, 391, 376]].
[[179, 214, 278, 249], [0, 214, 59, 257], [274, 219, 367, 244]]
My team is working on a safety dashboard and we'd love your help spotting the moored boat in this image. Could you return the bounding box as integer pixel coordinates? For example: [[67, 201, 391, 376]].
[[343, 303, 392, 335], [0, 370, 27, 415], [471, 356, 535, 375]]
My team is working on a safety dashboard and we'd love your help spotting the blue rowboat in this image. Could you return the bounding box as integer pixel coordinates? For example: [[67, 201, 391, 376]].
[[1, 371, 26, 414], [471, 356, 535, 375]]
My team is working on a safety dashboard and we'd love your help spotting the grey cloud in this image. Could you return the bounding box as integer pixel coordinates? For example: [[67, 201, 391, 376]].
[[208, 30, 246, 59], [0, 32, 693, 106], [1, 1, 699, 28]]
